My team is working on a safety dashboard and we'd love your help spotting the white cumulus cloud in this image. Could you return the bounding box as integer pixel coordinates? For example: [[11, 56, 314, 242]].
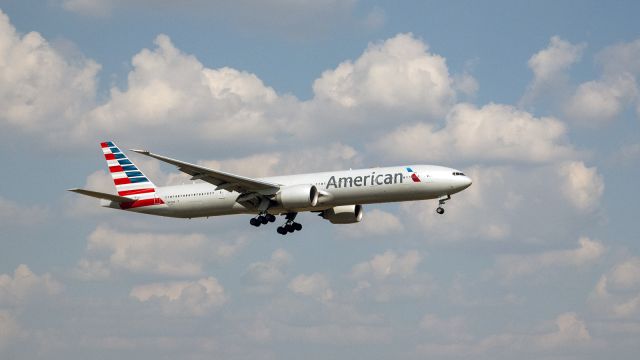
[[338, 208, 402, 238], [0, 9, 99, 140], [78, 225, 246, 278], [609, 257, 640, 290], [243, 249, 292, 293], [528, 36, 586, 83], [565, 75, 637, 126], [590, 257, 640, 318], [288, 273, 334, 302], [0, 264, 62, 306], [0, 310, 24, 349], [351, 250, 422, 280], [350, 250, 432, 302], [86, 34, 288, 146], [494, 237, 605, 280], [313, 33, 456, 117], [537, 312, 591, 348], [372, 103, 575, 163], [564, 37, 640, 126], [0, 196, 49, 227], [558, 161, 605, 212], [521, 36, 586, 107], [417, 312, 591, 356], [130, 277, 227, 316], [0, 10, 479, 152], [597, 38, 640, 78]]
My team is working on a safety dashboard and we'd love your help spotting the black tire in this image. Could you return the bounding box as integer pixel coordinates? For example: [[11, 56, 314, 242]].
[[436, 207, 445, 214], [266, 214, 276, 222], [293, 222, 302, 231], [259, 215, 268, 225], [250, 218, 260, 227], [277, 226, 287, 235], [285, 224, 295, 233]]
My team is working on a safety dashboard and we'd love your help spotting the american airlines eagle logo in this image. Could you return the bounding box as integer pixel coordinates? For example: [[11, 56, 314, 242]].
[[406, 167, 421, 182]]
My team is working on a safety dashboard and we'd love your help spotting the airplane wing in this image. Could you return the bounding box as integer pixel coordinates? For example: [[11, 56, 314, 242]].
[[129, 149, 281, 194], [68, 188, 134, 203]]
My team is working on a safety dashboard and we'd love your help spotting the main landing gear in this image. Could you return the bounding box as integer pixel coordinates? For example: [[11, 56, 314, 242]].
[[250, 213, 276, 227], [249, 212, 302, 235], [276, 213, 301, 235], [436, 195, 451, 215]]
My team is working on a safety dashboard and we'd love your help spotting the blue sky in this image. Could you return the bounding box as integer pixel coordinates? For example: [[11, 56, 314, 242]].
[[1, 1, 640, 359]]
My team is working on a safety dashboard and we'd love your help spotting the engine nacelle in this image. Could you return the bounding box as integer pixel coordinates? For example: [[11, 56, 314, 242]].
[[320, 205, 363, 224], [275, 184, 319, 209]]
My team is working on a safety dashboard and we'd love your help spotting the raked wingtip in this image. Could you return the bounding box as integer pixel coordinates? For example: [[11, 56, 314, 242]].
[[129, 149, 149, 155]]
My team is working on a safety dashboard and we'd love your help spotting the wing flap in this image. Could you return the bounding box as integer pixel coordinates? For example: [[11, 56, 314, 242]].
[[129, 149, 280, 193], [68, 188, 135, 203]]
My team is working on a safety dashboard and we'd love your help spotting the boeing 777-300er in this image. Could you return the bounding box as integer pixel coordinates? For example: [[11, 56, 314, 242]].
[[69, 142, 473, 235]]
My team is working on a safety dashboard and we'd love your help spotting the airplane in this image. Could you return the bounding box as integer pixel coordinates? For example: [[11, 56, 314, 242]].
[[69, 141, 472, 235]]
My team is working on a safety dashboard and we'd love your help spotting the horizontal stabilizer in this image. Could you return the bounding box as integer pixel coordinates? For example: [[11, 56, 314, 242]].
[[67, 188, 134, 203]]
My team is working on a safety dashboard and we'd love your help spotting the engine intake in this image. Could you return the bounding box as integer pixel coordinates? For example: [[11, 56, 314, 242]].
[[275, 184, 319, 209], [320, 205, 363, 224]]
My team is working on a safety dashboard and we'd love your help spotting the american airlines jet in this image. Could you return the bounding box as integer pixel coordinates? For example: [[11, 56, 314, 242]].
[[69, 142, 472, 235]]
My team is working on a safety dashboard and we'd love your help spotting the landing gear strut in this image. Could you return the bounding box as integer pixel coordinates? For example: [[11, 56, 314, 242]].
[[249, 212, 301, 235], [436, 195, 450, 215], [277, 212, 302, 235], [250, 213, 276, 227]]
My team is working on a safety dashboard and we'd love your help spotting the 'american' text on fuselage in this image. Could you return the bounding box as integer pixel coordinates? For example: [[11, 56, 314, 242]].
[[326, 172, 404, 189]]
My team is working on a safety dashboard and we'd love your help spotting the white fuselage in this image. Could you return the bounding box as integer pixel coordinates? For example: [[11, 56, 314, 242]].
[[107, 165, 472, 218]]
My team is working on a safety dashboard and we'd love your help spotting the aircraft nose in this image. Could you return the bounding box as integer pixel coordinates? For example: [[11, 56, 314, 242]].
[[461, 176, 472, 190]]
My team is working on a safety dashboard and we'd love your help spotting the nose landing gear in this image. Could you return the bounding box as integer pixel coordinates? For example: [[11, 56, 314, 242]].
[[436, 195, 451, 215]]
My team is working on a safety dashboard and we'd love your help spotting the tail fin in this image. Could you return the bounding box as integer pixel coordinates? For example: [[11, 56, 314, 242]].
[[100, 141, 157, 197]]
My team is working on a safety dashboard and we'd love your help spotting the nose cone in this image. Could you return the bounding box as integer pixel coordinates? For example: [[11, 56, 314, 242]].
[[447, 169, 472, 193], [456, 175, 472, 192], [464, 176, 472, 188]]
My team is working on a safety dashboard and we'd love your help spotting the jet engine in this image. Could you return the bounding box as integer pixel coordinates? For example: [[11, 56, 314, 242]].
[[320, 205, 363, 224], [275, 184, 319, 209]]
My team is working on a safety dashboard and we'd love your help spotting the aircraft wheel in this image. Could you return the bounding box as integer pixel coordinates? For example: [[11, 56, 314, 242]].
[[285, 224, 295, 233], [293, 222, 302, 231], [259, 215, 269, 225], [436, 207, 445, 215], [250, 218, 261, 227], [266, 214, 276, 222], [277, 226, 287, 235]]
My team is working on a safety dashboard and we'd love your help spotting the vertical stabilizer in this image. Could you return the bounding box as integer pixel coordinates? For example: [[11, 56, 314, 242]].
[[100, 141, 157, 197]]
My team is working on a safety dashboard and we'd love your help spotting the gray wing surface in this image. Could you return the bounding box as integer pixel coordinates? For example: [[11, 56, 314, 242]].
[[129, 149, 281, 194]]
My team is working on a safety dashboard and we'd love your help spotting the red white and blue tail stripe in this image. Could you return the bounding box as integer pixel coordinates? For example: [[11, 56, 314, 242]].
[[101, 141, 157, 197]]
